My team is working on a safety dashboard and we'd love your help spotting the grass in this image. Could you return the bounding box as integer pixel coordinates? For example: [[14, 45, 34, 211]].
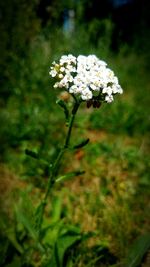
[[0, 25, 150, 266]]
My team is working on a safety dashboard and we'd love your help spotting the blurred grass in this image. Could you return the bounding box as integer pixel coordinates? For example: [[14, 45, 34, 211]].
[[0, 22, 150, 266]]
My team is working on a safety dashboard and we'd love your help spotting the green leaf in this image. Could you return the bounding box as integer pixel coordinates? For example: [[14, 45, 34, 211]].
[[125, 232, 150, 267], [25, 149, 39, 159], [42, 220, 64, 248], [15, 206, 45, 253], [25, 149, 49, 167], [50, 231, 81, 267], [36, 196, 63, 241], [51, 196, 62, 223], [15, 206, 38, 241], [6, 230, 24, 254], [56, 99, 69, 123], [56, 170, 85, 183], [73, 138, 90, 149], [34, 201, 45, 235]]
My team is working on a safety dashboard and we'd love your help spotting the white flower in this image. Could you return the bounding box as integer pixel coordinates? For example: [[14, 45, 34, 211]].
[[58, 73, 64, 79], [105, 95, 114, 103], [90, 84, 98, 91], [102, 86, 113, 96], [69, 85, 78, 94], [49, 54, 123, 104], [112, 84, 123, 94], [81, 88, 93, 100], [49, 69, 57, 77], [60, 66, 65, 72]]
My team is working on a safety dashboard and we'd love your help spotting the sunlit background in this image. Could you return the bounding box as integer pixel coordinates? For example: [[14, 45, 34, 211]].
[[0, 1, 150, 266]]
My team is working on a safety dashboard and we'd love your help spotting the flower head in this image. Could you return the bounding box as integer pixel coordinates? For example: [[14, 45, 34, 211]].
[[49, 54, 123, 105]]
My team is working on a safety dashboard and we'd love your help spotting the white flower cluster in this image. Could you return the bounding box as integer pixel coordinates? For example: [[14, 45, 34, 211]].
[[49, 54, 123, 103]]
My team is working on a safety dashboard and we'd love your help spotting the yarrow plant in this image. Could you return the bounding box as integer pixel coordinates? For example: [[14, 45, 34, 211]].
[[25, 54, 123, 266], [49, 54, 123, 106], [27, 54, 123, 236]]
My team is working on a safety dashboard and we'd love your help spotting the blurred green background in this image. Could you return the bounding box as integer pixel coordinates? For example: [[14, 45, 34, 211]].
[[0, 0, 150, 266]]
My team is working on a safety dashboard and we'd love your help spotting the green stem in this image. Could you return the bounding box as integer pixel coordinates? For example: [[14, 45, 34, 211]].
[[37, 100, 80, 233], [64, 112, 76, 148], [51, 100, 80, 179]]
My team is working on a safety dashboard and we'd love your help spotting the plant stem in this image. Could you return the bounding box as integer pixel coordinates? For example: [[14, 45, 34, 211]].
[[50, 100, 80, 183], [64, 112, 76, 149], [38, 100, 80, 233]]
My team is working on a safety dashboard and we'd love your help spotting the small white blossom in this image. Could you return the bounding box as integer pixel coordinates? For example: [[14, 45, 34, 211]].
[[58, 73, 64, 79], [60, 66, 65, 72], [105, 95, 114, 103], [49, 69, 57, 77], [81, 88, 93, 100], [102, 86, 113, 96], [49, 54, 123, 104]]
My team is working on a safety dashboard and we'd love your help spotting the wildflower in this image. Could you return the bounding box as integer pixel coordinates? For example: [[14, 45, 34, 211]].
[[49, 54, 123, 104]]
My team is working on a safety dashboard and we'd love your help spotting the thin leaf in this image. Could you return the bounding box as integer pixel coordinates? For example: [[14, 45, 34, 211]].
[[25, 149, 49, 166], [15, 206, 45, 252], [34, 201, 45, 235], [25, 149, 39, 159], [51, 196, 62, 223], [56, 170, 85, 183], [15, 206, 38, 241], [6, 230, 24, 254], [125, 232, 150, 267], [73, 138, 90, 149]]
